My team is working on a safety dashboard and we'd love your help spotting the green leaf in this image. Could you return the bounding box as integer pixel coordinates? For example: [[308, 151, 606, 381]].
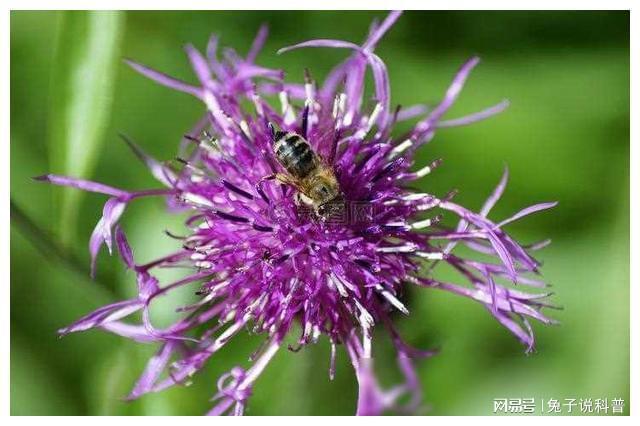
[[87, 344, 139, 415], [48, 11, 124, 245], [11, 336, 78, 415]]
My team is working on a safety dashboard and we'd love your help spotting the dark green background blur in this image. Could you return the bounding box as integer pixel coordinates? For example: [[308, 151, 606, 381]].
[[10, 11, 629, 415]]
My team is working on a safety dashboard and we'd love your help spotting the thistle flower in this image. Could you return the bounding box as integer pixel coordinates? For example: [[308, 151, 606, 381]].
[[37, 11, 558, 415]]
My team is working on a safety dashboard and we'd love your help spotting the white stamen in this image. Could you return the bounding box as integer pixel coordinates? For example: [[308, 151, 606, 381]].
[[223, 112, 235, 126], [338, 93, 347, 116], [248, 293, 266, 313], [389, 139, 413, 157], [190, 252, 207, 261], [336, 237, 364, 250], [367, 103, 383, 131], [333, 93, 347, 121], [211, 320, 244, 351], [411, 218, 435, 229], [252, 93, 264, 117], [343, 110, 354, 127], [332, 95, 340, 118], [414, 164, 434, 178], [376, 244, 417, 253], [375, 284, 409, 315], [183, 193, 214, 208], [312, 325, 321, 342], [180, 162, 205, 176], [329, 341, 337, 380], [303, 321, 312, 339], [417, 198, 441, 211], [385, 221, 407, 228], [328, 274, 348, 297], [200, 291, 216, 304], [223, 309, 236, 322], [202, 91, 218, 113], [279, 91, 296, 125], [354, 300, 375, 330], [244, 294, 267, 322], [402, 193, 432, 201], [415, 251, 445, 260], [198, 140, 218, 155], [305, 82, 314, 102], [278, 91, 289, 114], [209, 280, 229, 294], [243, 311, 255, 323], [284, 278, 299, 302], [203, 92, 230, 134], [278, 308, 287, 323], [239, 120, 251, 138], [362, 332, 372, 358]]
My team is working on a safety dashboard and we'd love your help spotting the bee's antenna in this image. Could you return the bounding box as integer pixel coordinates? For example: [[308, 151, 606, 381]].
[[268, 122, 288, 143], [183, 134, 200, 143], [301, 105, 309, 139]]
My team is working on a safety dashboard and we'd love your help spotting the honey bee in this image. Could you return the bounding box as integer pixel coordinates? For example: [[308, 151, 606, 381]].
[[265, 125, 341, 216]]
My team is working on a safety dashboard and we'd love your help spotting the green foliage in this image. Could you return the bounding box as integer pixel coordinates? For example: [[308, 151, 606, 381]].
[[48, 11, 124, 245]]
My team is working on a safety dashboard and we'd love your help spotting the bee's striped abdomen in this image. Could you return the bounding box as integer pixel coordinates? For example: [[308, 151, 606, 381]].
[[273, 133, 317, 178]]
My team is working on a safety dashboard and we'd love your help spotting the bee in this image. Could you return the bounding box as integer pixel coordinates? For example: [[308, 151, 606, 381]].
[[264, 126, 341, 216]]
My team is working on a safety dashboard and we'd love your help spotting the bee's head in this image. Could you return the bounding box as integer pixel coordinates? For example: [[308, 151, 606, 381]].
[[316, 194, 345, 221], [308, 173, 340, 207]]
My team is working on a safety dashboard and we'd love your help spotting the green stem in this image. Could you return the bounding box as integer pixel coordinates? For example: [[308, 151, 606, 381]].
[[10, 199, 116, 299]]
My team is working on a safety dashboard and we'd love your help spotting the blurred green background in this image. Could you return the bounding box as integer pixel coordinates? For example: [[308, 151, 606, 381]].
[[10, 11, 629, 415]]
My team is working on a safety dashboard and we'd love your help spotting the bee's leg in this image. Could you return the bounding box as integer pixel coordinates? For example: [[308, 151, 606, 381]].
[[297, 193, 315, 207], [256, 173, 301, 197], [285, 184, 316, 219], [255, 174, 275, 203], [258, 173, 276, 184], [257, 173, 294, 185], [273, 173, 298, 188]]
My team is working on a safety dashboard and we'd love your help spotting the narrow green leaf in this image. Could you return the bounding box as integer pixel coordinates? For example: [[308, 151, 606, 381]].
[[48, 11, 124, 245], [11, 337, 78, 415], [87, 344, 139, 415]]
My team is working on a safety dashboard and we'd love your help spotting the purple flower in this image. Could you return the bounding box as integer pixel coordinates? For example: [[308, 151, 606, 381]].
[[37, 11, 557, 415]]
